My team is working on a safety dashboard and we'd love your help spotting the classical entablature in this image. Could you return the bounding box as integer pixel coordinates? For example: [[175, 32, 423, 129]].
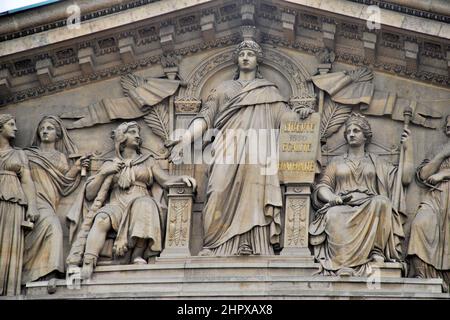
[[0, 0, 448, 107], [1, 0, 450, 300]]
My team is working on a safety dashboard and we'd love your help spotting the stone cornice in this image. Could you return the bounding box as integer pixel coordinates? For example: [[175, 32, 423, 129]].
[[0, 0, 160, 41], [0, 0, 447, 45], [0, 0, 214, 58], [0, 0, 448, 57], [0, 0, 448, 107], [284, 0, 450, 40], [348, 0, 449, 23]]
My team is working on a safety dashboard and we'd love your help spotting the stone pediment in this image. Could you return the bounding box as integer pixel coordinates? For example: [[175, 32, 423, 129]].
[[0, 0, 449, 107], [1, 0, 450, 301]]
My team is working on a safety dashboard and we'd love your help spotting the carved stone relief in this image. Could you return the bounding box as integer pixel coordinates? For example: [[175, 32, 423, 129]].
[[0, 0, 450, 299]]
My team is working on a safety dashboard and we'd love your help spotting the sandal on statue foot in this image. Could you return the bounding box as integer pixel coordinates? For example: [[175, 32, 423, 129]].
[[237, 244, 252, 256]]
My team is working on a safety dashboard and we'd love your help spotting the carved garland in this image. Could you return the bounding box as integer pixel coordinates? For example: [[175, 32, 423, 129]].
[[286, 198, 307, 246], [167, 199, 190, 247]]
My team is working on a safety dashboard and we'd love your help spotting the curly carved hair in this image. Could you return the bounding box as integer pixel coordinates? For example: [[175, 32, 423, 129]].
[[0, 114, 14, 130], [111, 121, 142, 157], [445, 115, 450, 137], [343, 113, 373, 146], [232, 40, 264, 80]]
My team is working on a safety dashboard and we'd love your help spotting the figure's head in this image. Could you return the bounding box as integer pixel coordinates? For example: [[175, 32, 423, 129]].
[[0, 114, 17, 141], [233, 40, 263, 79], [343, 113, 372, 147], [31, 115, 78, 156], [36, 116, 63, 145], [111, 121, 142, 156]]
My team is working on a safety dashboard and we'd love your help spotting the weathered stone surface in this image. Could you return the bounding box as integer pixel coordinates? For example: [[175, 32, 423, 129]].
[[0, 0, 449, 300], [22, 258, 447, 299]]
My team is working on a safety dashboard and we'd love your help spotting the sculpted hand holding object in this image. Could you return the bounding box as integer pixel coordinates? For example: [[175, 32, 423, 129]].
[[66, 121, 195, 280], [310, 113, 414, 276]]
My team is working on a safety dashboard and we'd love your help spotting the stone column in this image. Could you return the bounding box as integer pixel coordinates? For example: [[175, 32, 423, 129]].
[[281, 183, 312, 257], [160, 183, 194, 258]]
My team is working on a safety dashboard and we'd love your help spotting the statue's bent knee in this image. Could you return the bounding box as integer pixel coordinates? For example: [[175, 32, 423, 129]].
[[94, 212, 111, 231]]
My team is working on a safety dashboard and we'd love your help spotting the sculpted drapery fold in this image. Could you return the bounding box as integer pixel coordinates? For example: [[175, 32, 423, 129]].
[[408, 154, 450, 292], [22, 116, 83, 284], [309, 114, 411, 276], [191, 78, 290, 255]]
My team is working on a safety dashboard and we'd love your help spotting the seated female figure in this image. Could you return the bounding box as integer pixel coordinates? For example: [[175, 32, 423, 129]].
[[66, 121, 196, 279], [310, 113, 413, 276]]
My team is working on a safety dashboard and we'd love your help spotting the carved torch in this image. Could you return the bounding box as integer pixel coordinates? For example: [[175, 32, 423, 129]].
[[69, 153, 92, 177], [393, 107, 413, 212]]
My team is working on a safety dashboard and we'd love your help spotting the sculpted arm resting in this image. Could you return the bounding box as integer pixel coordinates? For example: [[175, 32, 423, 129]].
[[419, 149, 450, 181], [152, 162, 197, 191], [317, 187, 337, 204], [20, 166, 39, 221]]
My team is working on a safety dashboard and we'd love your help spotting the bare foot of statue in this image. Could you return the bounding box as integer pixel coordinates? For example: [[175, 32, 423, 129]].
[[198, 248, 213, 256], [370, 253, 385, 263], [336, 267, 354, 276], [133, 257, 147, 265], [237, 244, 252, 256]]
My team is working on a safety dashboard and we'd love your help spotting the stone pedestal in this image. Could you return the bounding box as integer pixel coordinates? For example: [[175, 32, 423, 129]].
[[160, 183, 194, 258], [278, 112, 320, 259], [281, 183, 313, 259]]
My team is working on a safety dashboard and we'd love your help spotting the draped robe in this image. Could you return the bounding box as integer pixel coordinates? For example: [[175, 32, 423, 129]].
[[0, 149, 28, 295], [22, 148, 80, 283], [309, 153, 406, 275], [66, 154, 166, 264], [408, 158, 450, 290], [193, 78, 291, 255]]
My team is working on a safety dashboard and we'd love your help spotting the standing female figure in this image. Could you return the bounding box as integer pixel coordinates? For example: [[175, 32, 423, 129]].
[[0, 114, 39, 296], [170, 40, 292, 256], [23, 116, 89, 283], [408, 121, 450, 292]]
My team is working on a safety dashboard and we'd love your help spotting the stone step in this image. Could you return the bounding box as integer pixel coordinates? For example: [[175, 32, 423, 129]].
[[21, 257, 448, 300], [93, 256, 403, 279], [23, 276, 447, 300]]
